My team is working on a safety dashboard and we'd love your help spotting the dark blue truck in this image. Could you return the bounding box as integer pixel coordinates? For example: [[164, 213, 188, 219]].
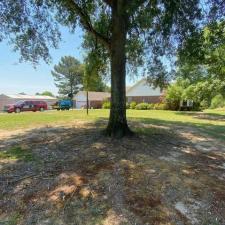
[[52, 99, 73, 110]]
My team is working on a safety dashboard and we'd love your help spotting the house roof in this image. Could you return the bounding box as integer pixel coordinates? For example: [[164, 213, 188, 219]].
[[75, 91, 110, 101], [126, 78, 162, 97], [126, 78, 146, 94], [1, 94, 56, 100]]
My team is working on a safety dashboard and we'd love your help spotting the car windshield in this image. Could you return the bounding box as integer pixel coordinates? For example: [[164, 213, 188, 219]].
[[15, 100, 25, 105]]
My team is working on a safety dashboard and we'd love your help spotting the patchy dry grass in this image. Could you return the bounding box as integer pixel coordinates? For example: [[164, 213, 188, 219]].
[[0, 111, 225, 225], [0, 110, 225, 225], [0, 146, 34, 162]]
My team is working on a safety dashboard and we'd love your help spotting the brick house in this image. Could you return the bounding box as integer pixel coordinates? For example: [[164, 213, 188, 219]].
[[126, 79, 163, 104], [74, 91, 110, 109], [74, 79, 163, 109]]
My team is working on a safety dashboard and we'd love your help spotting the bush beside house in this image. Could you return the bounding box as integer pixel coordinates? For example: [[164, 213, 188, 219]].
[[102, 101, 111, 109], [129, 101, 137, 109], [103, 101, 168, 110], [210, 94, 225, 109], [135, 103, 149, 110]]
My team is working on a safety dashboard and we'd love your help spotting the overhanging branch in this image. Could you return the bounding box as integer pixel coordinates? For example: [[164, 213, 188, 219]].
[[103, 0, 113, 7], [70, 0, 111, 49]]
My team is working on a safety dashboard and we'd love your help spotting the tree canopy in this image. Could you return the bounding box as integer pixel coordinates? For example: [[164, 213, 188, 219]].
[[178, 21, 225, 81], [1, 1, 224, 68], [165, 77, 225, 110], [51, 56, 83, 97], [83, 50, 109, 92]]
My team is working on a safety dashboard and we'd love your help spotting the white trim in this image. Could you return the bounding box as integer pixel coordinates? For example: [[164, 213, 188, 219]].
[[0, 94, 56, 100]]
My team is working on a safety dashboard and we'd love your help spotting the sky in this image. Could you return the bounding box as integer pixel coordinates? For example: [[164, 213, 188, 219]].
[[0, 27, 84, 96], [0, 26, 137, 96]]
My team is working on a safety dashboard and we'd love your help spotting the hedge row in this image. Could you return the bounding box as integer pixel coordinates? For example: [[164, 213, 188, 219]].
[[102, 101, 167, 110]]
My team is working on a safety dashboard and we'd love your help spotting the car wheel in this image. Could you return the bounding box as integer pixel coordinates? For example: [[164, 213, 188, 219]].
[[15, 108, 21, 113], [40, 107, 44, 112]]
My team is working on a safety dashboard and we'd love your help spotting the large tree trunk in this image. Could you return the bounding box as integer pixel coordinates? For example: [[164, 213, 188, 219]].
[[105, 0, 133, 138]]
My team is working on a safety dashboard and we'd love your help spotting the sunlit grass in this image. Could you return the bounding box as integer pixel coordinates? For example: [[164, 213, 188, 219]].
[[0, 110, 109, 130]]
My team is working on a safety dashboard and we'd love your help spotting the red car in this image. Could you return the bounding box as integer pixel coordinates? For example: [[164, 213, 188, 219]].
[[5, 100, 48, 113]]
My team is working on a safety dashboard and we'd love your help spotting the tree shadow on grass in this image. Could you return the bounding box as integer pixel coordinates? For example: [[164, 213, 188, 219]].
[[0, 121, 225, 225], [127, 115, 225, 141], [175, 111, 225, 122]]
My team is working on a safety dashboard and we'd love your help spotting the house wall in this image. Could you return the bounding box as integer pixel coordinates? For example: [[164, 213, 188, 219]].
[[75, 92, 87, 101], [74, 92, 105, 109], [0, 95, 56, 111], [0, 95, 15, 111], [75, 100, 103, 109], [75, 101, 87, 109], [127, 96, 162, 104], [89, 101, 103, 109], [126, 79, 162, 104], [74, 92, 86, 109]]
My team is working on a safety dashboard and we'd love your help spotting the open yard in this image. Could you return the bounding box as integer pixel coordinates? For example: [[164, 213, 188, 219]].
[[0, 109, 225, 225]]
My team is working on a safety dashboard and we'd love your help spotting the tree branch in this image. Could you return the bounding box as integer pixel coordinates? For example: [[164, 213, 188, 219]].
[[103, 0, 113, 7], [134, 0, 148, 7], [128, 0, 148, 15], [70, 0, 111, 49]]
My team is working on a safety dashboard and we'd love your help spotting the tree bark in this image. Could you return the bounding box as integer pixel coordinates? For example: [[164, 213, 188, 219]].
[[105, 0, 133, 138]]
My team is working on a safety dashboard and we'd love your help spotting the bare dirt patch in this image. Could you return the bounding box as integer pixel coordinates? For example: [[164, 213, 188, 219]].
[[0, 120, 225, 225]]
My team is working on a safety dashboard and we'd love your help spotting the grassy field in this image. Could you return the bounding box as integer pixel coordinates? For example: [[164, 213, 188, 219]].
[[0, 109, 225, 140], [0, 109, 103, 130]]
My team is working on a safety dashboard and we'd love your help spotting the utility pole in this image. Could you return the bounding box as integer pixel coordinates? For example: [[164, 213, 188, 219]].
[[86, 90, 89, 115]]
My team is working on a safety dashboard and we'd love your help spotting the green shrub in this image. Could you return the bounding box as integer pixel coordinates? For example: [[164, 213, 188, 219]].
[[154, 103, 167, 110], [147, 103, 154, 110], [210, 94, 225, 109], [166, 100, 180, 110], [130, 101, 137, 109], [200, 99, 210, 110], [126, 102, 130, 109], [135, 102, 149, 110], [102, 101, 111, 109]]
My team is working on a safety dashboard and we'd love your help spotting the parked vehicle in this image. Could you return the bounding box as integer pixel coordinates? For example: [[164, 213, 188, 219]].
[[52, 99, 73, 110], [4, 100, 47, 113]]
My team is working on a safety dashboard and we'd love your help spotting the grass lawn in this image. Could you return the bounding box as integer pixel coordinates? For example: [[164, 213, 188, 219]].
[[0, 110, 105, 130], [0, 109, 225, 225], [1, 109, 225, 140]]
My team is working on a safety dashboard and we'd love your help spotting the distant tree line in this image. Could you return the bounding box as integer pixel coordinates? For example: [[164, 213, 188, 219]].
[[36, 91, 55, 97]]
